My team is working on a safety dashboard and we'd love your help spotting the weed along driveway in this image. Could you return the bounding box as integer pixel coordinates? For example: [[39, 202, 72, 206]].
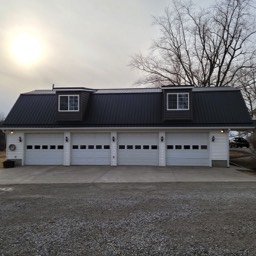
[[1, 182, 256, 255]]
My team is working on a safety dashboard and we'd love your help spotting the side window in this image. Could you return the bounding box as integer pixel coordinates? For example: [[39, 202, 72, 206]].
[[59, 95, 79, 112], [167, 93, 189, 110]]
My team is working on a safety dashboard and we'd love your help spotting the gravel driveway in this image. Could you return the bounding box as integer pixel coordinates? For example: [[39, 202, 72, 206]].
[[0, 183, 256, 255]]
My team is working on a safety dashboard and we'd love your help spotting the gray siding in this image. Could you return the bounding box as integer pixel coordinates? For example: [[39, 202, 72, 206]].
[[162, 89, 193, 121], [56, 91, 91, 122]]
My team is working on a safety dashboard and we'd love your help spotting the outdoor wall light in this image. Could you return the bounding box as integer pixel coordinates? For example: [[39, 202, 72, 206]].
[[19, 136, 22, 142], [65, 136, 69, 142], [10, 131, 14, 134], [212, 136, 215, 142], [161, 136, 164, 142], [112, 136, 115, 142], [220, 129, 224, 133]]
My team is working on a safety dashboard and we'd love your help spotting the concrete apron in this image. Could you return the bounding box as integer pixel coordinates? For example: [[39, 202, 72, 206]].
[[0, 166, 256, 184]]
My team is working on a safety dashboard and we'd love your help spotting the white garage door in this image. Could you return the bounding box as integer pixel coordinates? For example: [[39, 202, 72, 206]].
[[166, 132, 209, 166], [25, 134, 64, 165], [118, 133, 159, 166], [71, 133, 111, 165]]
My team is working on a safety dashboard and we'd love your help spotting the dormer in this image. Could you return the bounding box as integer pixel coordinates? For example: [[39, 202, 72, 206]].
[[162, 85, 193, 121], [54, 87, 95, 122]]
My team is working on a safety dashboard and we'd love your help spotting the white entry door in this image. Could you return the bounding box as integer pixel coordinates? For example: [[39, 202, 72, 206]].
[[71, 133, 111, 165], [117, 133, 159, 165], [25, 134, 64, 165], [166, 132, 209, 166]]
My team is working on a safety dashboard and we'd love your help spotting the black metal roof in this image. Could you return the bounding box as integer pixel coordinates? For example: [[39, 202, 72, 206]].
[[2, 88, 253, 128]]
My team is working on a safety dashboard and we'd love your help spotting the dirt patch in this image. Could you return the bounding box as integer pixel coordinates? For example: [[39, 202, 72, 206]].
[[230, 149, 256, 171], [0, 151, 6, 168]]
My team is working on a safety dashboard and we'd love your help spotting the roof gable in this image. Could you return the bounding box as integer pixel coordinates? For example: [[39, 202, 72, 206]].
[[2, 87, 252, 128]]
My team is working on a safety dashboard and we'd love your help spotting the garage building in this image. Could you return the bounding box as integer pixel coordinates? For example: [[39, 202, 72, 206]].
[[2, 86, 253, 167]]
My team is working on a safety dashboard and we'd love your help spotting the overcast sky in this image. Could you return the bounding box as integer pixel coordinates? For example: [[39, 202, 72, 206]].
[[0, 0, 214, 117]]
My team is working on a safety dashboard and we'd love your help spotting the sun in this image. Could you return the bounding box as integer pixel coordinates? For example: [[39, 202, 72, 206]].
[[10, 33, 42, 65]]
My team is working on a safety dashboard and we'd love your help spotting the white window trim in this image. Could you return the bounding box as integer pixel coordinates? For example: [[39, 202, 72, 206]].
[[58, 95, 80, 112], [167, 93, 189, 111]]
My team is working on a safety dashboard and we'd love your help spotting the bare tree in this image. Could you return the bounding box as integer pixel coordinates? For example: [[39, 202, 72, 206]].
[[130, 0, 256, 87], [235, 67, 256, 114]]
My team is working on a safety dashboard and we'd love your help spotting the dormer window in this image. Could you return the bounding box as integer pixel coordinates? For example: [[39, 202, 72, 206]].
[[58, 95, 79, 112], [167, 93, 189, 110]]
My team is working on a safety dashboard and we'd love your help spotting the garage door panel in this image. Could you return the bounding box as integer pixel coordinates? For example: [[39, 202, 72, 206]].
[[71, 133, 111, 165], [170, 158, 209, 166], [118, 133, 159, 166], [166, 132, 209, 166], [25, 134, 64, 165]]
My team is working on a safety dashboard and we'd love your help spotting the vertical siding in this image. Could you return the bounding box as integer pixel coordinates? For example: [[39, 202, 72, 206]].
[[111, 132, 117, 166], [64, 132, 71, 166], [6, 131, 24, 165], [159, 131, 166, 166], [210, 131, 229, 161]]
